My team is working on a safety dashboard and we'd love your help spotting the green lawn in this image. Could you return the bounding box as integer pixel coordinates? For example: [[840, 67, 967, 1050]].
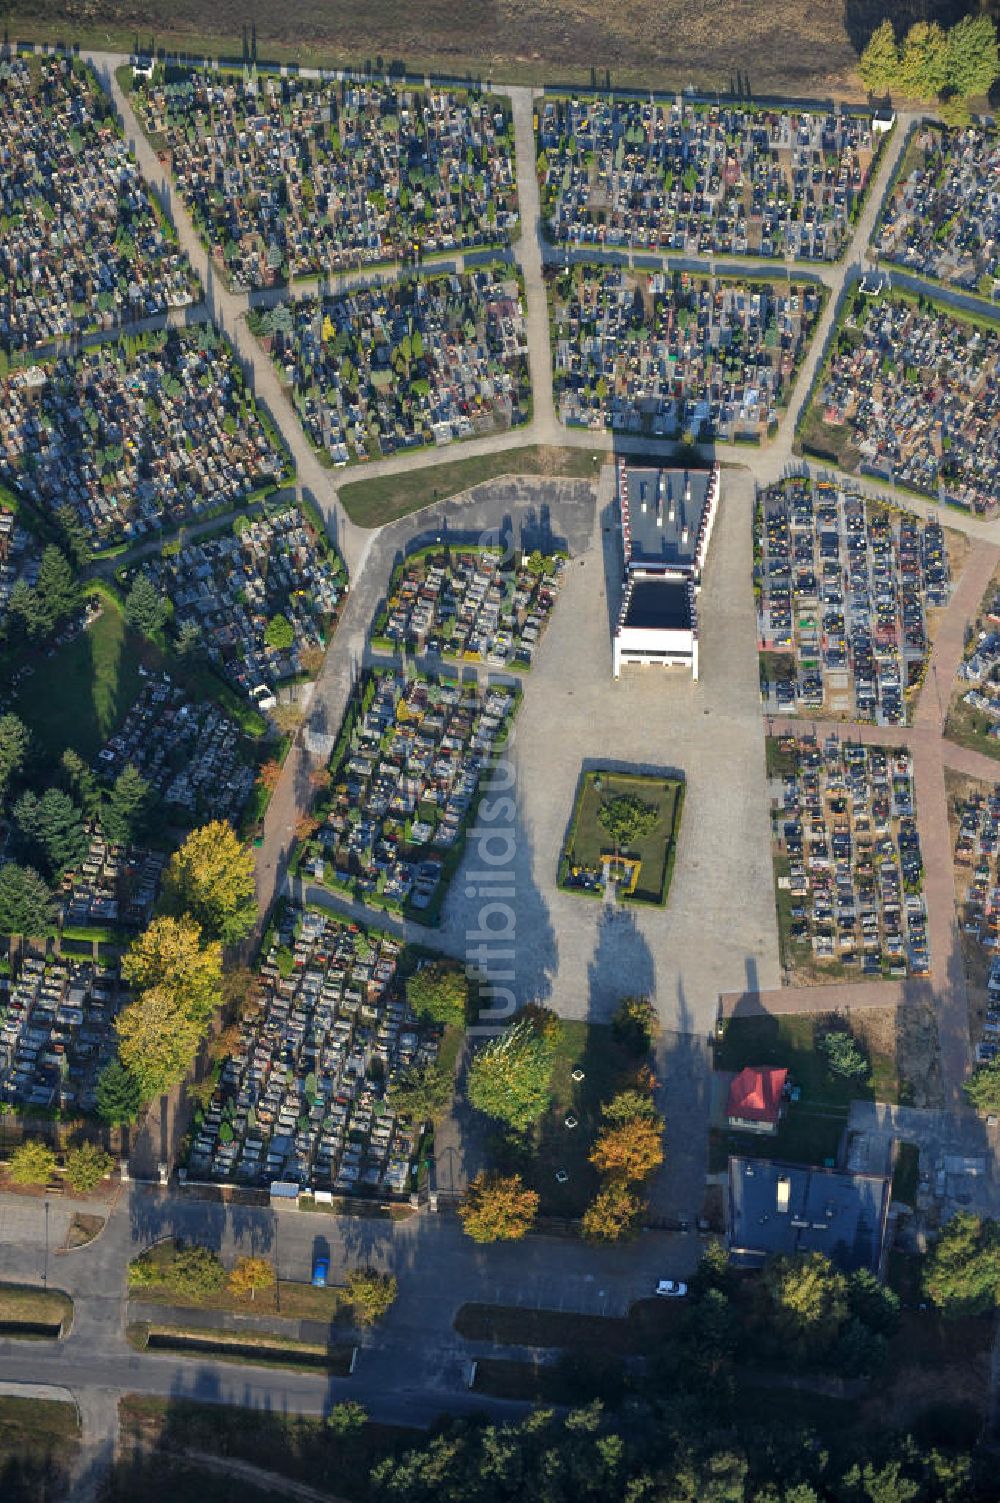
[[714, 1011, 898, 1166], [515, 1019, 643, 1216], [0, 1282, 74, 1336], [11, 590, 268, 776], [945, 695, 1000, 764], [11, 601, 149, 765], [559, 770, 684, 906], [338, 444, 603, 528]]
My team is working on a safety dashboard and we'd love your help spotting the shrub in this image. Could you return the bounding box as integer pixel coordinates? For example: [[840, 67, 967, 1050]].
[[8, 1139, 57, 1185], [64, 1143, 114, 1192]]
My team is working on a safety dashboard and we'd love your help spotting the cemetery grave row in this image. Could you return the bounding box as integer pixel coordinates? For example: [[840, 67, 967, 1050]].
[[130, 69, 518, 289], [185, 906, 441, 1197], [139, 505, 344, 707], [549, 265, 823, 441], [875, 124, 1000, 299], [370, 545, 563, 670], [95, 672, 256, 828], [0, 327, 290, 552], [252, 269, 529, 465], [0, 54, 198, 355], [771, 734, 929, 981], [305, 669, 519, 923], [537, 97, 886, 261], [953, 781, 1000, 1064], [756, 476, 951, 725], [804, 291, 1000, 516], [0, 953, 128, 1115]]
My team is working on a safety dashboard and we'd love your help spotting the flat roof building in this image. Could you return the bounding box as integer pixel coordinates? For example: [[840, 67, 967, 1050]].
[[727, 1155, 892, 1276], [613, 459, 720, 680]]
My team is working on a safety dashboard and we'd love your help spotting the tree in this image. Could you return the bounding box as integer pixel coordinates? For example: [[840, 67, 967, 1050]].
[[160, 821, 258, 945], [590, 1112, 664, 1183], [175, 618, 203, 659], [945, 14, 999, 99], [124, 572, 167, 636], [115, 986, 204, 1100], [601, 1089, 660, 1125], [459, 1171, 539, 1243], [346, 1268, 398, 1325], [598, 793, 659, 849], [387, 1060, 453, 1123], [0, 713, 29, 806], [610, 995, 658, 1054], [264, 613, 295, 650], [899, 21, 949, 99], [103, 764, 150, 846], [0, 863, 55, 935], [326, 1401, 367, 1436], [964, 1059, 1000, 1114], [761, 1252, 849, 1362], [34, 546, 79, 633], [466, 1018, 555, 1132], [14, 788, 87, 879], [857, 19, 900, 92], [61, 748, 101, 821], [257, 759, 282, 793], [818, 1026, 869, 1080], [64, 1142, 114, 1192], [121, 915, 223, 1024], [924, 1212, 1000, 1316], [228, 1255, 275, 1301], [581, 1180, 645, 1242], [95, 1059, 143, 1125], [8, 1139, 57, 1185], [54, 504, 91, 568], [406, 963, 468, 1027], [159, 1244, 227, 1297]]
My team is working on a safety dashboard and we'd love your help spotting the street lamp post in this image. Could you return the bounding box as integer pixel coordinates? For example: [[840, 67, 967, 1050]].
[[43, 1198, 50, 1290]]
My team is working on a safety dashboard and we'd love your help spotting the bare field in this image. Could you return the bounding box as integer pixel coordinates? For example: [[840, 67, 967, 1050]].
[[5, 0, 912, 95]]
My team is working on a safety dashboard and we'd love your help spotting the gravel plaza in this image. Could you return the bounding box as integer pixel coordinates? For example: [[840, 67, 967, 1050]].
[[434, 462, 781, 1042]]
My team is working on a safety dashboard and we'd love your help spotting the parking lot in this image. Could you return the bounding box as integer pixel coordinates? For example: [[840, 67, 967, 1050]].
[[757, 476, 952, 724], [770, 733, 929, 982]]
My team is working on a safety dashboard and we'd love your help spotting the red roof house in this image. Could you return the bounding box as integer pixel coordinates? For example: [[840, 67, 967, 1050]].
[[726, 1067, 788, 1135]]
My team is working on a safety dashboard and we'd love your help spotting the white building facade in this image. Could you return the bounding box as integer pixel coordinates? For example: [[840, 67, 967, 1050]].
[[612, 460, 721, 680]]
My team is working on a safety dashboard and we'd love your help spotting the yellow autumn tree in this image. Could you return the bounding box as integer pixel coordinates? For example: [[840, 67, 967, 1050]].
[[589, 1114, 664, 1184], [229, 1255, 276, 1301], [458, 1172, 539, 1244], [115, 986, 204, 1101], [581, 1181, 645, 1243], [160, 820, 257, 945], [121, 915, 223, 1024]]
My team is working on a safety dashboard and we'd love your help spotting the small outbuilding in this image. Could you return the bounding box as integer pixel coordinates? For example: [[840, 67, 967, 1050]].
[[726, 1066, 788, 1135]]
